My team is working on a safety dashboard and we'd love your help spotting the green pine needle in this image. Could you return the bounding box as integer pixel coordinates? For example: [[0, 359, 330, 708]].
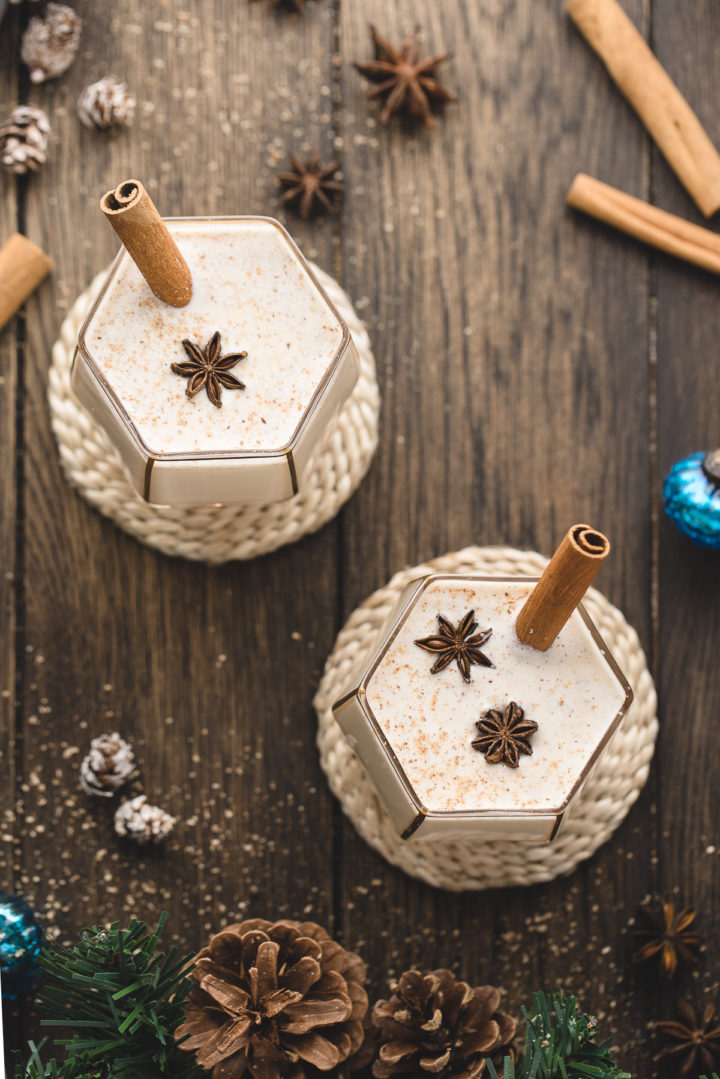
[[485, 991, 630, 1079], [17, 914, 203, 1079]]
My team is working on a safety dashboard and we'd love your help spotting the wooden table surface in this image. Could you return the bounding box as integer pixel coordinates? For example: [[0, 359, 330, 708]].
[[2, 2, 720, 1075]]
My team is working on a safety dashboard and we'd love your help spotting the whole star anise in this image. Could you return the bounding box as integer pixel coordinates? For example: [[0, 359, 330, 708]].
[[171, 331, 247, 409], [354, 25, 458, 127], [278, 153, 343, 219], [414, 611, 493, 683], [655, 1000, 720, 1077], [633, 898, 703, 977], [472, 702, 538, 769]]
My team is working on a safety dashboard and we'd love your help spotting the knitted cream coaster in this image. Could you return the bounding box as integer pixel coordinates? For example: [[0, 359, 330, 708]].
[[48, 265, 380, 563], [315, 546, 658, 892]]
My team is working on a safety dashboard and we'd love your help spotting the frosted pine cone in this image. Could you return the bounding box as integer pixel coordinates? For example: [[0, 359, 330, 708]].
[[77, 78, 136, 132], [0, 106, 50, 175], [21, 3, 81, 84], [372, 970, 517, 1079], [114, 795, 175, 844], [176, 918, 369, 1077], [79, 732, 135, 797]]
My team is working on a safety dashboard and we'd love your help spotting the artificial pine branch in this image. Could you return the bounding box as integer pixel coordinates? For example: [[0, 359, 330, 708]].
[[485, 990, 630, 1079], [16, 914, 202, 1079]]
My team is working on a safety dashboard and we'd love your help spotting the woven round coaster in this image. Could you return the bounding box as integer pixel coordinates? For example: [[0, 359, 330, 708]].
[[315, 545, 658, 892], [48, 265, 380, 563]]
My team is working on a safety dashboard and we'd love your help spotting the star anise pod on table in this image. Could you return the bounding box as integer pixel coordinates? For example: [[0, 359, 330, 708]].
[[171, 331, 247, 408], [278, 153, 343, 219], [655, 1000, 720, 1077], [354, 25, 458, 127], [414, 611, 493, 683], [632, 898, 703, 977], [472, 702, 538, 769]]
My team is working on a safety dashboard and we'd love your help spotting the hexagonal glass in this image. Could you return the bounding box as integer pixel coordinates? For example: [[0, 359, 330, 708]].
[[71, 216, 359, 506], [333, 574, 633, 843]]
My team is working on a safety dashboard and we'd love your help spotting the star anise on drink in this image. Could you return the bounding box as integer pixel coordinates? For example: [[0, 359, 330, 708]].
[[414, 611, 493, 683], [354, 25, 458, 127], [171, 331, 247, 409], [633, 898, 703, 977], [655, 1000, 720, 1077], [278, 152, 343, 219], [472, 702, 538, 769]]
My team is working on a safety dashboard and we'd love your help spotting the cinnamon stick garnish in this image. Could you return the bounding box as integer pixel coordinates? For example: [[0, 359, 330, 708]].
[[516, 525, 610, 651], [0, 233, 52, 332], [101, 180, 192, 307], [567, 173, 720, 274], [566, 0, 720, 217]]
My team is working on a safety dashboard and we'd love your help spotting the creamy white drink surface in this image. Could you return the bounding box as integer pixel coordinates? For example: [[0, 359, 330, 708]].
[[364, 578, 628, 814], [84, 219, 345, 455]]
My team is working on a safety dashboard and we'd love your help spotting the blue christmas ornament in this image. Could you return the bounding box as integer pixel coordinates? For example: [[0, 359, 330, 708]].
[[0, 891, 44, 999], [663, 449, 720, 549]]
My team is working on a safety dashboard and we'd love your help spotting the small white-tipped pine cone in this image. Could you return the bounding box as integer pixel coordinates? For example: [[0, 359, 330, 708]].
[[21, 3, 82, 84], [77, 77, 136, 132], [114, 795, 176, 844], [0, 105, 50, 175], [80, 732, 135, 797]]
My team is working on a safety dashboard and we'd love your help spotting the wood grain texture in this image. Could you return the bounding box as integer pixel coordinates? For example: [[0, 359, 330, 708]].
[[337, 2, 655, 1073], [1, 1, 717, 1077], [653, 0, 720, 1030], [0, 5, 22, 1053], [5, 0, 342, 1063]]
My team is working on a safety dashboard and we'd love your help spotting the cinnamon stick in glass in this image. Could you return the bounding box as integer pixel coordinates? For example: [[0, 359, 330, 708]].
[[0, 233, 52, 332], [516, 525, 610, 651], [101, 180, 192, 307], [566, 0, 720, 217], [567, 173, 720, 275]]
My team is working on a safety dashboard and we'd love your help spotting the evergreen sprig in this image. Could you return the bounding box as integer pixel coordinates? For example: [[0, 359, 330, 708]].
[[16, 913, 202, 1079], [485, 990, 631, 1079]]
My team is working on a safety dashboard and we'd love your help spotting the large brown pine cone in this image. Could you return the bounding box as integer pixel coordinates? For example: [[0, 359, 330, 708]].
[[372, 970, 517, 1079], [176, 919, 369, 1079]]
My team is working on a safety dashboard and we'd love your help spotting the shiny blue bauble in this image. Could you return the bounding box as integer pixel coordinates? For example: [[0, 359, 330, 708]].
[[663, 450, 720, 549], [0, 892, 44, 999]]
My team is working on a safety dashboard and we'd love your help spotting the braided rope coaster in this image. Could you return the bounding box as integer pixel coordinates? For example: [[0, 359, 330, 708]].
[[315, 546, 658, 891], [48, 265, 380, 563]]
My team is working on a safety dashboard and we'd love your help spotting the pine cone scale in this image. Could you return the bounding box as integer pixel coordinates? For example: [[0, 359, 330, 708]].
[[193, 1021, 245, 1069], [379, 1040, 416, 1059], [256, 940, 281, 995], [420, 1049, 451, 1072], [282, 956, 322, 995], [263, 989, 304, 1017], [281, 995, 353, 1032], [455, 1023, 502, 1056], [282, 1030, 342, 1069], [199, 971, 252, 1014]]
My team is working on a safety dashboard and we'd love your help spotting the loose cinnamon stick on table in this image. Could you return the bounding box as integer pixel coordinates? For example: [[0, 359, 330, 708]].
[[566, 0, 720, 217], [567, 173, 720, 275], [0, 233, 52, 332], [516, 525, 610, 651], [101, 180, 192, 307]]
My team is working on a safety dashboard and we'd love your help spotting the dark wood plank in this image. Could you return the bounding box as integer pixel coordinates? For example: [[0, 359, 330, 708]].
[[0, 7, 22, 1064], [336, 2, 655, 1075], [653, 0, 720, 1047], [17, 0, 341, 981]]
